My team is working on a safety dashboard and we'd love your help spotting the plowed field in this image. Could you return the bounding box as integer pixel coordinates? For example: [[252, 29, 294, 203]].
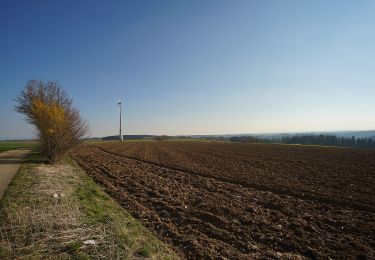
[[71, 141, 375, 259]]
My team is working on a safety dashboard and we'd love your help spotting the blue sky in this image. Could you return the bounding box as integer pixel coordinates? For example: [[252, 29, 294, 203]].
[[1, 0, 375, 139]]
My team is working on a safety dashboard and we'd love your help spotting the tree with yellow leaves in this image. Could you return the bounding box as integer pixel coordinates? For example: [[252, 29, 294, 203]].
[[15, 80, 88, 163]]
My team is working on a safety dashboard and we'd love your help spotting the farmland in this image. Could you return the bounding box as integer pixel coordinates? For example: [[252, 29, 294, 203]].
[[71, 141, 375, 259], [0, 141, 38, 152]]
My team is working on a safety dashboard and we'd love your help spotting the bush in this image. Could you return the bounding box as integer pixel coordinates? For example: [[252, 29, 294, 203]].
[[15, 80, 88, 163]]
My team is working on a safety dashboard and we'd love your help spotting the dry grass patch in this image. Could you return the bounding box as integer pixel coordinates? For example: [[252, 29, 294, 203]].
[[0, 157, 180, 259]]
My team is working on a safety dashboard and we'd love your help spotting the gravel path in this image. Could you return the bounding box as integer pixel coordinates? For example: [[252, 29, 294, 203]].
[[0, 149, 31, 199]]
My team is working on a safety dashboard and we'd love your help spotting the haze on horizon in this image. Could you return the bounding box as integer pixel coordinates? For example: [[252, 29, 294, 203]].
[[1, 0, 375, 139]]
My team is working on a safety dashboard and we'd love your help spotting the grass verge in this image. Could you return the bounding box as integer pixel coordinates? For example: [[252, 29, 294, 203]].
[[0, 141, 38, 153], [0, 153, 180, 259]]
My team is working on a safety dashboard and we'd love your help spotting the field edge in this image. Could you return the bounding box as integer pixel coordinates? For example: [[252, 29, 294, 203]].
[[0, 152, 180, 259]]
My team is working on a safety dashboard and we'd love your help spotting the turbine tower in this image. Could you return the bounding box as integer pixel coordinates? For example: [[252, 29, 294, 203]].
[[118, 101, 123, 142]]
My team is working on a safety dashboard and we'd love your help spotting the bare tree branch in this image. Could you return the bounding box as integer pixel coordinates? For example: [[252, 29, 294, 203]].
[[15, 79, 88, 163]]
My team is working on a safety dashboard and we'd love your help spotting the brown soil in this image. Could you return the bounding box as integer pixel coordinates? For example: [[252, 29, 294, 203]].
[[71, 142, 375, 259]]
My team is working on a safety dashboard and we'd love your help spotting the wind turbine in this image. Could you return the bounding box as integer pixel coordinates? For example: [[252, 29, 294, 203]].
[[118, 101, 123, 142]]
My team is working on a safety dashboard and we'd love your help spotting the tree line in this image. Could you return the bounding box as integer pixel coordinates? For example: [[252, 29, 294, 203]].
[[230, 134, 375, 149]]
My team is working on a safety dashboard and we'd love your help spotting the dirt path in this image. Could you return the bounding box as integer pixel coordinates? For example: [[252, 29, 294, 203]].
[[0, 149, 31, 199]]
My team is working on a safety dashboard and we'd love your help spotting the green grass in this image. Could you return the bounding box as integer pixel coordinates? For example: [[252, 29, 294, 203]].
[[0, 152, 180, 259], [0, 141, 38, 152], [166, 138, 214, 142], [86, 138, 217, 145], [84, 139, 155, 145]]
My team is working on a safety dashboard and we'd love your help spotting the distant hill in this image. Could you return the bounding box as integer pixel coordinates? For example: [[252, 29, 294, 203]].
[[190, 131, 375, 140], [99, 130, 375, 141], [225, 130, 375, 140]]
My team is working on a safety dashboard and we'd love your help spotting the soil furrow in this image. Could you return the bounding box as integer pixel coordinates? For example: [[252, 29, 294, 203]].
[[95, 146, 375, 213], [71, 144, 375, 259]]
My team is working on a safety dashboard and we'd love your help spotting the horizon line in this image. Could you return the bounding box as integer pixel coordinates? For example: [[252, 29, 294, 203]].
[[2, 129, 375, 141]]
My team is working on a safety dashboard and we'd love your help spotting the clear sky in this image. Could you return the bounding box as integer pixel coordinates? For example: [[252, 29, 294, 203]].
[[1, 0, 374, 139]]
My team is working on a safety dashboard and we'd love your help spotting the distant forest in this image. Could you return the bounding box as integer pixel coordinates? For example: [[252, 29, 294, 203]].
[[230, 135, 375, 149]]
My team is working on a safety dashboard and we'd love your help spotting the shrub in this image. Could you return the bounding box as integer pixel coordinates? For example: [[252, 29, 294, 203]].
[[15, 80, 88, 163]]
